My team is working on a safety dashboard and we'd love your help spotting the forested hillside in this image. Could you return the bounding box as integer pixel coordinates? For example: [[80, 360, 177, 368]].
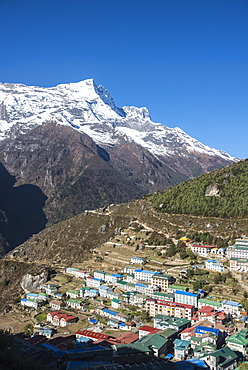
[[153, 159, 248, 218]]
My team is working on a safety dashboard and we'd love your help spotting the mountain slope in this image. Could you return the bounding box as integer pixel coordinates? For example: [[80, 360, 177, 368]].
[[153, 158, 248, 218], [0, 79, 240, 250], [0, 122, 144, 227]]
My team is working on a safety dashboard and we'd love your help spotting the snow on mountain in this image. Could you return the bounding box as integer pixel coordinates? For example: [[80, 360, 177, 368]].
[[0, 79, 238, 162]]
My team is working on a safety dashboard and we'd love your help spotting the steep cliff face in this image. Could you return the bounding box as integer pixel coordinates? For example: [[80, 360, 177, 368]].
[[0, 122, 146, 227]]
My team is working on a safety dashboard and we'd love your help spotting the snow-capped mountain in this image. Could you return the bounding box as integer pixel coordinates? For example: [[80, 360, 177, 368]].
[[0, 78, 237, 162], [0, 78, 240, 251]]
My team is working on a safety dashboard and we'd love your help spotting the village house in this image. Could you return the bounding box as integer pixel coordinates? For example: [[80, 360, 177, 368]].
[[230, 257, 248, 272], [94, 270, 106, 280], [151, 292, 174, 302], [174, 290, 198, 307], [198, 298, 222, 311], [146, 298, 195, 319], [66, 267, 79, 275], [151, 274, 176, 291], [226, 328, 248, 356], [67, 298, 84, 310], [221, 300, 242, 317], [21, 298, 40, 310], [99, 285, 113, 298], [205, 259, 225, 272], [173, 338, 191, 360], [76, 329, 114, 342], [202, 346, 238, 370], [98, 307, 127, 323], [123, 265, 137, 275], [137, 333, 169, 357], [47, 311, 77, 327], [74, 270, 89, 279], [50, 300, 62, 310], [138, 325, 161, 339], [111, 298, 121, 309], [226, 238, 248, 260], [86, 276, 102, 288], [134, 269, 161, 283], [105, 273, 124, 284], [190, 244, 215, 257], [43, 283, 58, 296], [191, 305, 228, 325], [66, 290, 80, 299], [153, 314, 191, 332], [130, 257, 145, 264]]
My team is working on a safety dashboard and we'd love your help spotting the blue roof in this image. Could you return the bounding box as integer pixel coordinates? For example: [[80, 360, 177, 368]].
[[135, 283, 147, 287], [206, 259, 217, 263], [112, 274, 123, 278], [89, 289, 98, 293], [135, 269, 160, 274], [221, 300, 242, 307], [175, 290, 198, 297], [165, 353, 174, 359], [93, 278, 102, 282], [195, 326, 219, 336], [102, 308, 117, 316], [21, 298, 27, 302], [90, 318, 98, 323]]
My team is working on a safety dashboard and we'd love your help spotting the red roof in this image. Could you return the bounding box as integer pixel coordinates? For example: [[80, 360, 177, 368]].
[[48, 311, 76, 322], [199, 306, 215, 314], [147, 298, 193, 309], [115, 332, 139, 344], [138, 325, 160, 334], [76, 329, 113, 340]]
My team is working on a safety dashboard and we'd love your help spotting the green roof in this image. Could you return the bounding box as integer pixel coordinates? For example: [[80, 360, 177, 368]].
[[152, 274, 173, 280], [67, 298, 82, 304], [199, 298, 221, 307], [138, 333, 169, 348], [174, 339, 191, 350], [155, 314, 190, 328], [169, 285, 188, 291], [80, 286, 90, 291], [66, 290, 79, 295], [204, 346, 238, 366], [226, 329, 248, 346], [159, 328, 177, 338], [112, 299, 120, 303], [94, 270, 105, 274]]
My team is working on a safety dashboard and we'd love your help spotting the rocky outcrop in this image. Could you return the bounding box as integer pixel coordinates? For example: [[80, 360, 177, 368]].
[[205, 183, 220, 197], [20, 271, 48, 293]]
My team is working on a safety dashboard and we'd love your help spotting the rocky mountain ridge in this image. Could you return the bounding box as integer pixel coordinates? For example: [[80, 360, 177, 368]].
[[0, 79, 239, 252]]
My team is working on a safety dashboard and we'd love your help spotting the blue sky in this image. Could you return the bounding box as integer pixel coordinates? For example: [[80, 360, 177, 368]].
[[1, 0, 247, 158]]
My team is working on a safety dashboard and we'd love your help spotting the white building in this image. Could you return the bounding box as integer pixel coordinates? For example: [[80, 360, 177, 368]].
[[221, 300, 242, 317], [134, 270, 161, 283], [130, 257, 145, 264], [205, 259, 225, 272], [190, 244, 215, 257], [86, 276, 102, 288]]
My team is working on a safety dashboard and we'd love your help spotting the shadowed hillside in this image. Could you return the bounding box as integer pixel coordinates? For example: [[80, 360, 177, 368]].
[[0, 163, 47, 253]]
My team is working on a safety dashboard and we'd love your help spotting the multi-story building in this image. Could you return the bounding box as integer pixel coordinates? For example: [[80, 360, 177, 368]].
[[47, 311, 77, 327], [226, 329, 248, 356], [134, 270, 161, 283], [226, 238, 248, 260], [151, 274, 176, 291], [146, 298, 194, 319], [221, 300, 242, 317], [86, 276, 102, 288], [205, 259, 225, 272], [230, 257, 248, 272], [153, 314, 190, 332], [174, 290, 198, 307], [94, 270, 106, 280], [190, 244, 215, 257]]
